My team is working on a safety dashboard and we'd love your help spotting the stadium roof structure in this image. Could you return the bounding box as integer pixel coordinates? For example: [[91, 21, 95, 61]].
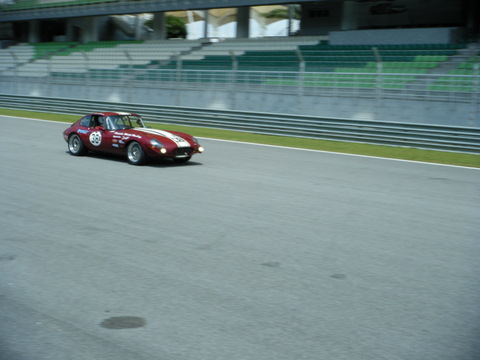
[[0, 0, 318, 22], [169, 5, 293, 28]]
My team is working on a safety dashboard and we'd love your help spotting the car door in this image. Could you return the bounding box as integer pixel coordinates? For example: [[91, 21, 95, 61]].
[[75, 115, 97, 150], [79, 114, 106, 151], [95, 115, 121, 154], [76, 114, 113, 153]]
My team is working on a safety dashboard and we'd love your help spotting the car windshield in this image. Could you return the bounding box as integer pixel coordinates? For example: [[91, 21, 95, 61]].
[[106, 115, 145, 130]]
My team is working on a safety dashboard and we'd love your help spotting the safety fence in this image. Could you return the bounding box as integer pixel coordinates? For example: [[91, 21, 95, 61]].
[[0, 94, 479, 153], [2, 66, 479, 102]]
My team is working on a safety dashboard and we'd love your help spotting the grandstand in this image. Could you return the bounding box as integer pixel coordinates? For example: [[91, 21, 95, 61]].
[[2, 37, 476, 86]]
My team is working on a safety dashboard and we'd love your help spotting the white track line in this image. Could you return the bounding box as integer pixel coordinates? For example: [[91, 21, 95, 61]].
[[2, 115, 478, 170], [200, 137, 479, 169]]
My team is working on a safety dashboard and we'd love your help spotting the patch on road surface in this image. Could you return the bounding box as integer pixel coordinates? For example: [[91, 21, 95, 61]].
[[0, 254, 16, 261], [100, 316, 146, 329], [261, 261, 281, 268]]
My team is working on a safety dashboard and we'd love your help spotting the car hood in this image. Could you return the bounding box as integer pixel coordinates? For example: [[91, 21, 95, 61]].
[[117, 128, 192, 147]]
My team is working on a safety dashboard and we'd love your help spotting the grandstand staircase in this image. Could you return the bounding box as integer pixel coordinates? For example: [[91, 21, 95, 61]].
[[151, 42, 207, 69], [433, 45, 479, 72], [405, 43, 480, 92]]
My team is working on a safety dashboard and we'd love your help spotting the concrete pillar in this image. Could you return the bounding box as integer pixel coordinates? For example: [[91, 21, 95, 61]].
[[287, 5, 294, 36], [236, 7, 250, 38], [466, 0, 480, 36], [65, 18, 85, 43], [152, 12, 166, 40], [203, 10, 209, 38], [66, 19, 74, 42], [66, 20, 72, 42], [83, 17, 99, 43], [135, 15, 143, 40], [341, 1, 358, 31], [28, 20, 40, 42]]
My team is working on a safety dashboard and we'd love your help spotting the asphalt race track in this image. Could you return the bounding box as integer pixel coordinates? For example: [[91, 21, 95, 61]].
[[0, 115, 479, 360]]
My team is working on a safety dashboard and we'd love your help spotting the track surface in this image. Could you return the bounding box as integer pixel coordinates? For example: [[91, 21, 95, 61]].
[[0, 116, 479, 360]]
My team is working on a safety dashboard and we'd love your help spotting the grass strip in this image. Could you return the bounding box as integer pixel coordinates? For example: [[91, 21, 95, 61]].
[[1, 108, 479, 168]]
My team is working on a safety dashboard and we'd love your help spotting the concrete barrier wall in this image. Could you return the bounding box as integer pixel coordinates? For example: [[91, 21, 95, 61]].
[[1, 78, 478, 128]]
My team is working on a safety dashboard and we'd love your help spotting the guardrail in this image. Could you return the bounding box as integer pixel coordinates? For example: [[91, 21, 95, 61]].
[[0, 94, 479, 154]]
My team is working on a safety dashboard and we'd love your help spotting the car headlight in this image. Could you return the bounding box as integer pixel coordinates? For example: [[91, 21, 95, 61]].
[[192, 137, 204, 152], [149, 139, 167, 154]]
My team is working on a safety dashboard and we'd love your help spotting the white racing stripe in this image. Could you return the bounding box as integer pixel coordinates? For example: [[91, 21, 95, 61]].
[[135, 128, 191, 147]]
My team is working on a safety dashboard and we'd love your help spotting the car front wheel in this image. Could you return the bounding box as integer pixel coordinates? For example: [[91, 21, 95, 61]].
[[68, 134, 87, 156], [127, 141, 146, 165]]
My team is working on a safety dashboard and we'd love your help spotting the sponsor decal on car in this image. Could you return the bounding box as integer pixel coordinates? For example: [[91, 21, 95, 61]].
[[113, 132, 142, 139]]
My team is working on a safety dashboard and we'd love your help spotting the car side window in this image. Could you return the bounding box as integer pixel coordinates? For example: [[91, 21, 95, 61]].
[[79, 115, 92, 127], [105, 116, 117, 130], [91, 115, 105, 128]]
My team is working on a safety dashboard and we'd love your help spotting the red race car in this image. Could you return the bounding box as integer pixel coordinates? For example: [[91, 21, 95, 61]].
[[63, 112, 204, 165]]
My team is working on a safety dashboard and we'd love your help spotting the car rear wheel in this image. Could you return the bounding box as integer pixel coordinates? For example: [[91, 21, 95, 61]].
[[127, 141, 146, 165], [68, 134, 87, 156]]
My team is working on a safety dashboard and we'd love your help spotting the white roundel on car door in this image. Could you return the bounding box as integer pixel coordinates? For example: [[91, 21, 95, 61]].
[[89, 131, 102, 146]]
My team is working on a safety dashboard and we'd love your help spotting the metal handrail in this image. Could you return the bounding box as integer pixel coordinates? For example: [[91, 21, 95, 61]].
[[0, 94, 479, 153]]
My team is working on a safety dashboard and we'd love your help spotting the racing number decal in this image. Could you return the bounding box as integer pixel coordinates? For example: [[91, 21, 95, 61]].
[[89, 131, 102, 146]]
